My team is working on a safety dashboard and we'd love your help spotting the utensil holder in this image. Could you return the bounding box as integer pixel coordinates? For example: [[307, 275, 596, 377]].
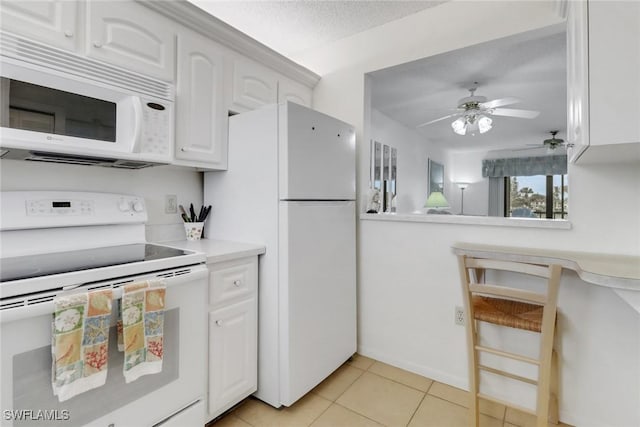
[[184, 222, 204, 241]]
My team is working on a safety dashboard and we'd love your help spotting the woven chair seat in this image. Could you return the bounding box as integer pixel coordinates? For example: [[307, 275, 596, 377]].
[[472, 295, 543, 333]]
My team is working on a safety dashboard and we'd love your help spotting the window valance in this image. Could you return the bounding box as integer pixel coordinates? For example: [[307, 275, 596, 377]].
[[482, 154, 567, 178]]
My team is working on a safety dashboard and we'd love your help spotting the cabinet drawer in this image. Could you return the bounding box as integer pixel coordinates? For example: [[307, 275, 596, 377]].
[[208, 257, 257, 306]]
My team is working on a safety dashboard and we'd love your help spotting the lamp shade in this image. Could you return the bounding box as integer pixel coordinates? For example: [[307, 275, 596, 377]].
[[424, 191, 450, 208]]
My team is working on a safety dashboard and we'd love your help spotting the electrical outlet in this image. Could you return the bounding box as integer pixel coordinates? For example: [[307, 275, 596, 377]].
[[165, 194, 178, 214], [455, 306, 465, 325]]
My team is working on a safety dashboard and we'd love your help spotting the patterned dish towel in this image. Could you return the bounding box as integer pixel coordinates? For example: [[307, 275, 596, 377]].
[[120, 280, 166, 383], [52, 289, 113, 402]]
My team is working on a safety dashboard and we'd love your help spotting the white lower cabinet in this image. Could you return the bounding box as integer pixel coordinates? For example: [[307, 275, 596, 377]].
[[207, 257, 258, 421]]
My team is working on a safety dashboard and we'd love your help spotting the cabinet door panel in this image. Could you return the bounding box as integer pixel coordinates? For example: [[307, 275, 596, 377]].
[[232, 58, 277, 112], [175, 30, 227, 169], [566, 0, 589, 161], [87, 1, 175, 81], [208, 298, 257, 418], [588, 0, 640, 146], [0, 0, 78, 51]]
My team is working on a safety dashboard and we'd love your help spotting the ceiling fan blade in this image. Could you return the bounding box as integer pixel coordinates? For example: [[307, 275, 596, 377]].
[[512, 146, 545, 151], [491, 108, 540, 119], [416, 113, 460, 128], [480, 97, 520, 109]]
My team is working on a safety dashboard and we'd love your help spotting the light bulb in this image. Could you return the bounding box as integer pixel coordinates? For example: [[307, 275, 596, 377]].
[[478, 115, 493, 134], [451, 117, 466, 135]]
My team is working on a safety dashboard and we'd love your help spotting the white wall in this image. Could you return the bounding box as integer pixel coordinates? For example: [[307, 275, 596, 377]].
[[300, 1, 640, 426], [370, 108, 443, 213], [447, 150, 490, 215], [0, 160, 203, 242]]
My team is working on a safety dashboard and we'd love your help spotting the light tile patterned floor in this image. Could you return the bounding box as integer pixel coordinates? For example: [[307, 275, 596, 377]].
[[209, 354, 572, 427]]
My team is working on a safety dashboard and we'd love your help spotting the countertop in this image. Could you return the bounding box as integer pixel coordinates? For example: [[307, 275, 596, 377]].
[[163, 239, 266, 264], [452, 242, 640, 291]]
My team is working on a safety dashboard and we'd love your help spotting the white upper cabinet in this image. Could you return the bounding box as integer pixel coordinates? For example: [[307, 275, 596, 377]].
[[175, 29, 228, 170], [566, 0, 589, 162], [588, 1, 640, 146], [231, 56, 278, 112], [86, 0, 176, 81], [567, 0, 640, 163], [0, 0, 79, 51], [278, 77, 313, 108]]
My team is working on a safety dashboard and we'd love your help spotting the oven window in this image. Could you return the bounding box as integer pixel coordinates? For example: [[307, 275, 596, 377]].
[[4, 79, 116, 142], [11, 309, 179, 426]]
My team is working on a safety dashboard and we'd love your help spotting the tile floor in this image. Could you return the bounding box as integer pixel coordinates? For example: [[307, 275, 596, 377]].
[[209, 354, 572, 427]]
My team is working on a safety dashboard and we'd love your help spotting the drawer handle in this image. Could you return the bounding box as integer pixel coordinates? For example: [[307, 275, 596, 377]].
[[233, 280, 242, 287], [93, 41, 103, 48], [64, 30, 74, 38], [216, 320, 223, 327]]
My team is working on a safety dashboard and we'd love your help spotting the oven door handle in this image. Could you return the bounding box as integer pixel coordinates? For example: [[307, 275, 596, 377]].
[[0, 265, 208, 324]]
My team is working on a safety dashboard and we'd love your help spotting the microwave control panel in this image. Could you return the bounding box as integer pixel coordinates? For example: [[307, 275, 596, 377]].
[[140, 100, 172, 157]]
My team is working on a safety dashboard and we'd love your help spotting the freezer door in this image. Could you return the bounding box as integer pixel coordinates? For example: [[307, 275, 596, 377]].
[[279, 102, 355, 200], [278, 200, 356, 406]]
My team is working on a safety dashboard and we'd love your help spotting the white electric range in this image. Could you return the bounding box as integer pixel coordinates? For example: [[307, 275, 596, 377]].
[[0, 191, 207, 426]]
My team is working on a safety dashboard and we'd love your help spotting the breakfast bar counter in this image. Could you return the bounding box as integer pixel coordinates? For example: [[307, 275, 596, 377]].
[[452, 242, 640, 291]]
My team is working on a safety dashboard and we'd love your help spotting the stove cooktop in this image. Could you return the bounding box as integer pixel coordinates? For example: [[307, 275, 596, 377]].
[[0, 244, 191, 282]]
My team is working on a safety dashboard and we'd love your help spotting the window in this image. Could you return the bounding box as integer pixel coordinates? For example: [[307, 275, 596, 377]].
[[504, 175, 568, 219]]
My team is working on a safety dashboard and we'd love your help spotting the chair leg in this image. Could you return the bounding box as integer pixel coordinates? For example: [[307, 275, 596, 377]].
[[548, 350, 559, 424], [536, 337, 555, 427], [467, 323, 480, 427]]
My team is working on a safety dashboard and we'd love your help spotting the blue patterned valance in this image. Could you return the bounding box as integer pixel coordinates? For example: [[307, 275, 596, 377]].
[[482, 154, 567, 178]]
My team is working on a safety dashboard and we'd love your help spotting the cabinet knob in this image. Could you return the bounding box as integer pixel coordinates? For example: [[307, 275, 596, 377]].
[[64, 30, 73, 38], [93, 41, 103, 48], [216, 320, 223, 327], [233, 280, 241, 287]]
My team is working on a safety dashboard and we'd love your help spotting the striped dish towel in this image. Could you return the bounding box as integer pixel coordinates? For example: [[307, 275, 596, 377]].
[[120, 280, 166, 383], [52, 289, 113, 402]]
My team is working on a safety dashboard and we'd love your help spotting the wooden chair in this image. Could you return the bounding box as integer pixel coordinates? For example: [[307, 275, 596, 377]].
[[457, 255, 561, 427]]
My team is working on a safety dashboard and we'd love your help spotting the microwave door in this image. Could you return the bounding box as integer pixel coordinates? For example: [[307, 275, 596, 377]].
[[0, 60, 156, 160]]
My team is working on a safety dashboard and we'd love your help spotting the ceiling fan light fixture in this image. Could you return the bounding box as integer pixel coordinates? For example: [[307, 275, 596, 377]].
[[451, 113, 492, 136]]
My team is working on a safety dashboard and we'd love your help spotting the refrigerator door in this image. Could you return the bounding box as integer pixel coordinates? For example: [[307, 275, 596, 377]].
[[278, 200, 356, 406], [279, 102, 356, 201]]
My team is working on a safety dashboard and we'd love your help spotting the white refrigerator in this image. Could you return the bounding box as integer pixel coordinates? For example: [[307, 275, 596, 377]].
[[204, 102, 356, 408]]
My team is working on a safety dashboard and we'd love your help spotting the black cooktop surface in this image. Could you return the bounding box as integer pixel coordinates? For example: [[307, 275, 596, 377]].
[[0, 244, 190, 282]]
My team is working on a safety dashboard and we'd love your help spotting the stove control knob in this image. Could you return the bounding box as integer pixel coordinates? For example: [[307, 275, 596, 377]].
[[118, 199, 130, 212], [132, 201, 145, 213]]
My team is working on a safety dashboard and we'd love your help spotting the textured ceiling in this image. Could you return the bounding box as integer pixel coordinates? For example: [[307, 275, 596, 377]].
[[369, 25, 567, 152], [188, 0, 446, 58]]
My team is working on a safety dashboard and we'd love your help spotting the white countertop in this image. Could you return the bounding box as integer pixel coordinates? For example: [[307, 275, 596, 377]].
[[162, 239, 266, 264], [361, 212, 572, 229], [452, 242, 640, 291]]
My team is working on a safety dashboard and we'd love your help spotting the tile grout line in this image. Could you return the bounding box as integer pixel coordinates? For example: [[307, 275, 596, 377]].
[[306, 397, 335, 427], [365, 369, 433, 394], [404, 391, 428, 427], [332, 401, 389, 426]]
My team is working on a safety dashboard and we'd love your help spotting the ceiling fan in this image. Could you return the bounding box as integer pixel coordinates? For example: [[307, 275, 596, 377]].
[[515, 131, 567, 152], [416, 83, 540, 135]]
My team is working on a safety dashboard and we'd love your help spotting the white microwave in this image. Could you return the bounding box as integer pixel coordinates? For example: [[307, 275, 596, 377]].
[[0, 32, 174, 168]]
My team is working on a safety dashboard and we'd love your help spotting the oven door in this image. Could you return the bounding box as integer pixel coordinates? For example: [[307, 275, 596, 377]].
[[0, 264, 207, 427]]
